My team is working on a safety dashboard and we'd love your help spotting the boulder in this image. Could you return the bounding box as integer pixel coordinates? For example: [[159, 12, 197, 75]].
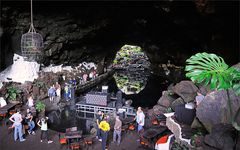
[[196, 90, 240, 132], [157, 91, 176, 108], [171, 97, 185, 111], [173, 80, 198, 103], [237, 132, 240, 150], [147, 109, 154, 119], [204, 124, 235, 150], [153, 104, 167, 115]]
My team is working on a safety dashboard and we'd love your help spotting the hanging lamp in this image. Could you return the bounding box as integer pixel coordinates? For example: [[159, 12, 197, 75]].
[[21, 0, 43, 62]]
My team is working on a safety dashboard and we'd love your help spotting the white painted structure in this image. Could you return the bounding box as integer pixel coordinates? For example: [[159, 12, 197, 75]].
[[0, 54, 40, 83]]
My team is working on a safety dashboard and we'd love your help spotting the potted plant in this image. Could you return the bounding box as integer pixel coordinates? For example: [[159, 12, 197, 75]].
[[5, 86, 21, 104], [36, 101, 46, 117]]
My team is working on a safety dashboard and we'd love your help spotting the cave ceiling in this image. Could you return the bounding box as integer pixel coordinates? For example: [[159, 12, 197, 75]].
[[0, 0, 239, 71]]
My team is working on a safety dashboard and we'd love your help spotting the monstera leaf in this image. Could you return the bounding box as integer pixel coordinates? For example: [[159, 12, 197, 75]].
[[185, 52, 240, 94], [185, 52, 240, 131]]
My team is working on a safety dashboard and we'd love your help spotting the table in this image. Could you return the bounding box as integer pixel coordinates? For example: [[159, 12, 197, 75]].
[[65, 131, 82, 149], [143, 126, 167, 139], [0, 102, 19, 114], [142, 126, 168, 149], [121, 117, 135, 125]]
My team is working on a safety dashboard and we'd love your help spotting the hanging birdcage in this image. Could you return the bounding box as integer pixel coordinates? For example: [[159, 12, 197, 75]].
[[21, 0, 44, 62]]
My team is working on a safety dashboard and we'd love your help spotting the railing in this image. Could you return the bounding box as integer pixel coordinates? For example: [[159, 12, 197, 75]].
[[76, 69, 114, 93]]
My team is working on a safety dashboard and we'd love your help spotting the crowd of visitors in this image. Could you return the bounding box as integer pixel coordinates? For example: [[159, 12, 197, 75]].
[[93, 108, 145, 150]]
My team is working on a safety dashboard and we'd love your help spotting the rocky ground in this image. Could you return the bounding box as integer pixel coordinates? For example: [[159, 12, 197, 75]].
[[0, 124, 150, 150]]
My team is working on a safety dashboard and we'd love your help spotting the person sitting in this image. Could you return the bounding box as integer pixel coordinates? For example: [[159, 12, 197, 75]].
[[0, 96, 7, 108], [26, 95, 34, 108], [25, 109, 35, 135]]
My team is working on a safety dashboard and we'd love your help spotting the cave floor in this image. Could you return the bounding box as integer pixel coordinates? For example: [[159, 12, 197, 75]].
[[0, 124, 150, 150]]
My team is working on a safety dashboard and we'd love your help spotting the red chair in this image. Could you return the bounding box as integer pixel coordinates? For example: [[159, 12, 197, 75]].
[[70, 142, 81, 150], [84, 136, 94, 149], [152, 119, 159, 125], [128, 124, 135, 131], [9, 110, 16, 115], [0, 113, 7, 126], [140, 137, 150, 148], [59, 133, 67, 148]]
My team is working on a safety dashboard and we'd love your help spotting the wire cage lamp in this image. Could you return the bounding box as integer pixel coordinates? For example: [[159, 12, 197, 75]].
[[21, 0, 43, 62]]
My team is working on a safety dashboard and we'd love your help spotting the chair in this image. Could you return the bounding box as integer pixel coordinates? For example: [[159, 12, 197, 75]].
[[0, 113, 7, 126], [66, 126, 77, 132], [59, 133, 67, 148], [152, 119, 159, 125], [128, 123, 135, 134], [70, 142, 81, 150], [121, 124, 129, 133], [9, 110, 16, 115], [84, 136, 94, 149], [140, 137, 150, 148]]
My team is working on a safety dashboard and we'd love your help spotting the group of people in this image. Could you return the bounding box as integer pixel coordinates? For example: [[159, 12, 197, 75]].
[[95, 107, 145, 150], [79, 68, 98, 84], [48, 82, 61, 102], [8, 108, 53, 144], [63, 78, 76, 101]]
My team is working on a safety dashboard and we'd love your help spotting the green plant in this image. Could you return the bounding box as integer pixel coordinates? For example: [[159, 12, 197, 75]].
[[166, 107, 173, 113], [185, 52, 240, 130], [34, 81, 47, 88], [190, 129, 205, 147], [5, 86, 21, 101], [171, 141, 189, 150], [35, 101, 46, 112]]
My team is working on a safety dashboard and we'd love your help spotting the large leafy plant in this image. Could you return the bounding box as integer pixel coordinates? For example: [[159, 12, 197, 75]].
[[185, 52, 240, 130], [36, 101, 46, 112], [5, 86, 21, 101]]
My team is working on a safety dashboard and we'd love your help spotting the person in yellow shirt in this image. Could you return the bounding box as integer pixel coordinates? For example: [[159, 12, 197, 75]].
[[99, 116, 110, 150]]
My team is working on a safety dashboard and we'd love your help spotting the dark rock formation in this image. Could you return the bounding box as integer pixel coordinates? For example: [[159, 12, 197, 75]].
[[173, 80, 198, 103], [171, 97, 185, 111], [157, 91, 176, 107], [196, 90, 240, 132], [204, 124, 235, 150], [1, 1, 239, 77], [153, 104, 167, 115]]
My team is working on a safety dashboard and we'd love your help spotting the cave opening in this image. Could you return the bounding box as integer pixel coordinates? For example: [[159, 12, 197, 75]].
[[112, 44, 151, 95]]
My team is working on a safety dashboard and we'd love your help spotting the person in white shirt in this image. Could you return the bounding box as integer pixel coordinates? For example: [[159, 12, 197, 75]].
[[37, 117, 53, 144], [0, 96, 7, 108], [27, 95, 34, 108], [136, 107, 145, 132], [9, 109, 26, 142]]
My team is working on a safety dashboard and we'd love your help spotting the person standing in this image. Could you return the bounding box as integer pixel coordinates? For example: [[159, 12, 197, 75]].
[[136, 107, 145, 133], [9, 109, 26, 142], [195, 92, 205, 106], [113, 115, 122, 145], [64, 83, 69, 101], [48, 85, 56, 102], [55, 82, 61, 98], [37, 117, 53, 144], [96, 111, 104, 141], [99, 116, 110, 150]]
